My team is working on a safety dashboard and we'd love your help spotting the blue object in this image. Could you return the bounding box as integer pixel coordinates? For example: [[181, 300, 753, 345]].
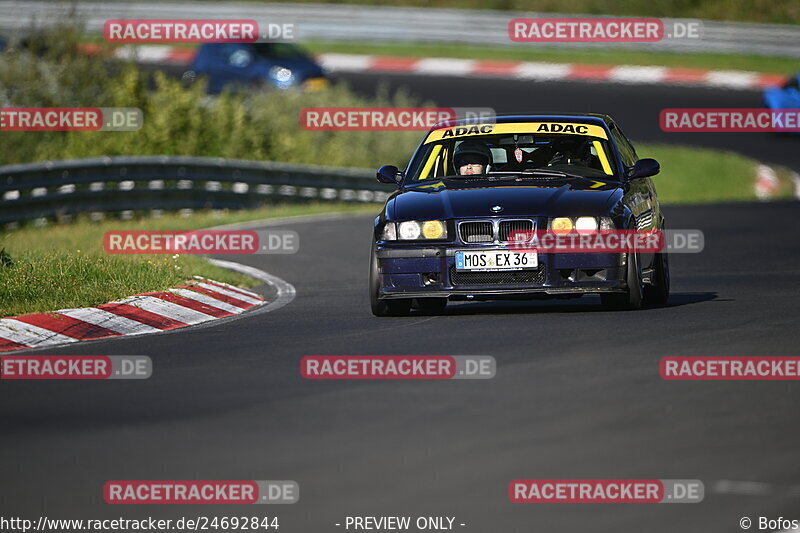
[[187, 43, 327, 94], [763, 73, 800, 111]]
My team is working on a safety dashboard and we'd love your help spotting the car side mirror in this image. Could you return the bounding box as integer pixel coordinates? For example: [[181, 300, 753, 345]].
[[377, 165, 403, 185], [628, 158, 660, 180]]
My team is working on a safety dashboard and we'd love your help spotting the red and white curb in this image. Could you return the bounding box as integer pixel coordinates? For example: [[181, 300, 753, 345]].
[[0, 276, 265, 352], [753, 165, 800, 201], [792, 171, 800, 200], [755, 164, 781, 200], [317, 53, 786, 90], [79, 43, 786, 90], [77, 43, 196, 65]]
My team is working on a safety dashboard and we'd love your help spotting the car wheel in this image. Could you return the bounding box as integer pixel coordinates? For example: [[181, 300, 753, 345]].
[[601, 251, 643, 310], [369, 247, 411, 317], [415, 298, 448, 314], [644, 252, 670, 306]]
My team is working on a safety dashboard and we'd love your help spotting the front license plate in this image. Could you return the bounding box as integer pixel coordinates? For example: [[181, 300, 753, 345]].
[[455, 250, 538, 271], [303, 77, 330, 91]]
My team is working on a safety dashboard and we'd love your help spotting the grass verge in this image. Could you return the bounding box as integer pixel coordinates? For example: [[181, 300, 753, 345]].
[[638, 143, 796, 203], [304, 40, 797, 76], [0, 203, 376, 317]]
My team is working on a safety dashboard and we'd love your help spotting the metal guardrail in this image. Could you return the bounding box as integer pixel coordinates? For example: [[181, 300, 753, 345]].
[[1, 1, 799, 58], [0, 156, 392, 226]]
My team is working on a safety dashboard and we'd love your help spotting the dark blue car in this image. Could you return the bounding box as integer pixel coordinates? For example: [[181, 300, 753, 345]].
[[370, 114, 669, 315], [185, 42, 328, 94]]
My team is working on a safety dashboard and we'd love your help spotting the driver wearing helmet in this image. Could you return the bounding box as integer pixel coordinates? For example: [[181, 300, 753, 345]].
[[453, 140, 493, 175]]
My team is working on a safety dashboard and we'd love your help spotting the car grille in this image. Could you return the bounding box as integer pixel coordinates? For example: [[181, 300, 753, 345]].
[[458, 219, 535, 243], [498, 219, 533, 241], [459, 221, 493, 243], [449, 265, 546, 285]]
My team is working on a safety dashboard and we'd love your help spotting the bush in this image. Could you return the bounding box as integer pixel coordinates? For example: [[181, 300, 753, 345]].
[[0, 27, 425, 168]]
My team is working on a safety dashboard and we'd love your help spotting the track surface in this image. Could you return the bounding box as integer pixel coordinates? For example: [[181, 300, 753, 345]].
[[2, 76, 800, 532]]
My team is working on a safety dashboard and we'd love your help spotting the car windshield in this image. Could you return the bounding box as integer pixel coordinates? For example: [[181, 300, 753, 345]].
[[251, 43, 309, 60], [406, 121, 619, 182]]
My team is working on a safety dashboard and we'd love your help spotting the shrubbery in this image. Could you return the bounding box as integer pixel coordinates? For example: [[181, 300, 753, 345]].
[[0, 27, 424, 168]]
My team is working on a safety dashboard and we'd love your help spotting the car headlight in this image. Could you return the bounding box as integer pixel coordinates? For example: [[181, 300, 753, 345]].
[[551, 216, 614, 233], [392, 220, 447, 240], [382, 222, 397, 241], [575, 216, 598, 233], [551, 217, 573, 234], [398, 221, 421, 240], [600, 217, 615, 230], [269, 66, 294, 84], [421, 220, 446, 239]]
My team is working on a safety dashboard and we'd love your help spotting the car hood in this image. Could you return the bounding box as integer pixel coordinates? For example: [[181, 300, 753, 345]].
[[389, 178, 623, 220]]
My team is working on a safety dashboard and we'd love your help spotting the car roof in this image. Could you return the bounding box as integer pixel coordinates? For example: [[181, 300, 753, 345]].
[[431, 113, 615, 130]]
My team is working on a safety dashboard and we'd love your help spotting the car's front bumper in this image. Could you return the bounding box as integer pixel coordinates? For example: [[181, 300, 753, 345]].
[[376, 245, 628, 300]]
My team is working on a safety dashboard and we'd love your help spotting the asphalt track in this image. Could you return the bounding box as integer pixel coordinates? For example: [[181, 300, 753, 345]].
[[2, 75, 800, 532]]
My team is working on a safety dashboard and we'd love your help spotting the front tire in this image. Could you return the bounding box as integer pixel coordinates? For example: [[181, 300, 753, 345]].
[[644, 252, 670, 306], [369, 247, 411, 316], [601, 251, 643, 310]]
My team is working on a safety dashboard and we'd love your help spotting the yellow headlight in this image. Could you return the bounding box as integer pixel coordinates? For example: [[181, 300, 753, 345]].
[[421, 220, 446, 239], [303, 77, 329, 92], [551, 217, 573, 234]]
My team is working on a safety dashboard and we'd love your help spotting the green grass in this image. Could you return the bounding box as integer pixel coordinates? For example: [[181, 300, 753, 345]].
[[638, 142, 796, 203], [304, 40, 797, 75], [0, 203, 377, 317]]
